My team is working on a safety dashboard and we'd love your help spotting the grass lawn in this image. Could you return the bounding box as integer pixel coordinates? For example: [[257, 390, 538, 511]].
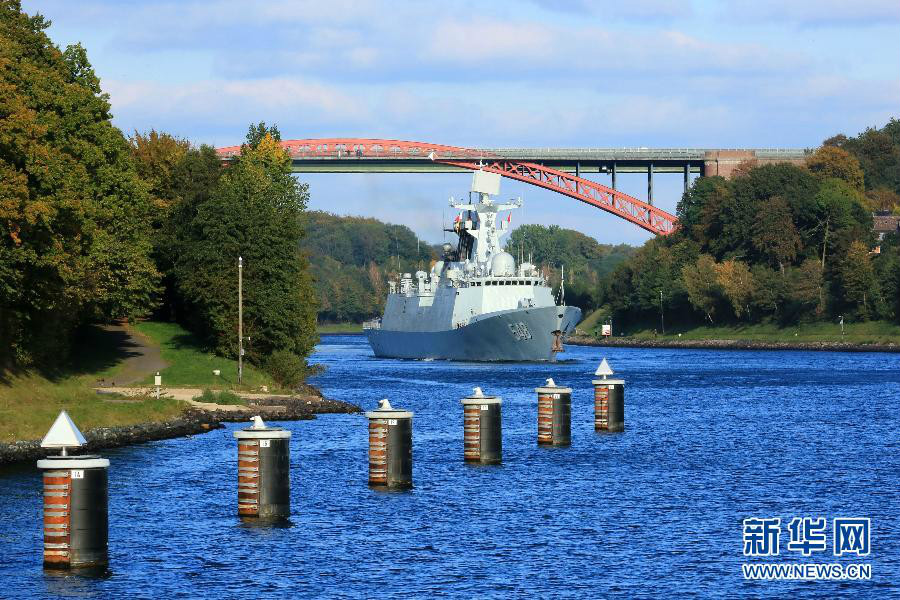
[[1, 319, 280, 443], [317, 322, 363, 334], [132, 321, 276, 390], [576, 308, 606, 332], [0, 373, 185, 443], [598, 320, 900, 344], [0, 323, 187, 443]]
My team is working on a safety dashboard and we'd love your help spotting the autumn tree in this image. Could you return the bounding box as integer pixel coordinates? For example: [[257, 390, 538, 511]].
[[682, 255, 722, 323], [714, 259, 755, 320], [865, 187, 900, 213], [0, 2, 158, 367], [131, 130, 191, 214], [806, 146, 865, 192]]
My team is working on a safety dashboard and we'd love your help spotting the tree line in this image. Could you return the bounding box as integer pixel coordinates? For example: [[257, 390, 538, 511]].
[[302, 211, 435, 323], [599, 119, 900, 331], [504, 224, 636, 310], [0, 2, 316, 386]]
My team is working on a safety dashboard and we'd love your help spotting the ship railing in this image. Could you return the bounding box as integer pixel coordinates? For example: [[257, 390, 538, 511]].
[[362, 319, 381, 330]]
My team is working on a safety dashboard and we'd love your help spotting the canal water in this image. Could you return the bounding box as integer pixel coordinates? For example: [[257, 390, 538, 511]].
[[1, 335, 898, 598]]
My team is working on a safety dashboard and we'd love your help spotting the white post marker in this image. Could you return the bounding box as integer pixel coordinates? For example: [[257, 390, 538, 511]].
[[37, 411, 110, 569], [40, 410, 88, 457], [154, 371, 162, 399], [595, 358, 614, 380], [592, 358, 625, 433]]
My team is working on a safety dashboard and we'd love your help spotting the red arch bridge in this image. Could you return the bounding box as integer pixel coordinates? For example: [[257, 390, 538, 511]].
[[216, 138, 808, 236]]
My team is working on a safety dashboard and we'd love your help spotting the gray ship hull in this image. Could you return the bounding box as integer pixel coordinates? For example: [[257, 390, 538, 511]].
[[366, 305, 581, 362]]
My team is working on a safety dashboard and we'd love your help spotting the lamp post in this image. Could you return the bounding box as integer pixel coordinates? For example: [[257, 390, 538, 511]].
[[659, 289, 665, 335], [238, 256, 243, 385]]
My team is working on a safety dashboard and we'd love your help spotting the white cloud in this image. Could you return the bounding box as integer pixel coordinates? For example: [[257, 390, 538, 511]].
[[23, 0, 899, 244], [724, 0, 900, 27], [527, 0, 690, 21]]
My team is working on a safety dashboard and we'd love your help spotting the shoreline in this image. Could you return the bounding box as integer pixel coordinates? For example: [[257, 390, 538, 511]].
[[567, 334, 900, 353], [0, 394, 361, 466]]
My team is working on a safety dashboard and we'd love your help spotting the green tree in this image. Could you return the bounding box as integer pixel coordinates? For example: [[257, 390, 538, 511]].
[[871, 239, 900, 321], [785, 259, 825, 319], [682, 255, 722, 323], [129, 130, 195, 319], [245, 121, 281, 149], [831, 119, 900, 193], [0, 2, 158, 367], [174, 126, 317, 374], [811, 179, 871, 271], [751, 195, 801, 272], [834, 240, 879, 320], [750, 264, 786, 319], [676, 176, 730, 253]]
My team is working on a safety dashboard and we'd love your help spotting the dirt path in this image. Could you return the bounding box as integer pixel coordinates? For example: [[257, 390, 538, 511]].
[[98, 323, 169, 386]]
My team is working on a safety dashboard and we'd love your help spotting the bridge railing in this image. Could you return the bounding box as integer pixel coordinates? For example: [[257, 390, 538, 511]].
[[216, 139, 810, 162]]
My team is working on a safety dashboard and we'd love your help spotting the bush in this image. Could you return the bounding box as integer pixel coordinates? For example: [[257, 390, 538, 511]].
[[264, 350, 308, 389], [197, 389, 244, 405]]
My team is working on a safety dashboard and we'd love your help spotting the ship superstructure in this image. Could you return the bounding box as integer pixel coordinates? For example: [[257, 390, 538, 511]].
[[364, 170, 582, 361]]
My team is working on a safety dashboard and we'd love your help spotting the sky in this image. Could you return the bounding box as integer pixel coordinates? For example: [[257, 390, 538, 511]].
[[22, 0, 900, 245]]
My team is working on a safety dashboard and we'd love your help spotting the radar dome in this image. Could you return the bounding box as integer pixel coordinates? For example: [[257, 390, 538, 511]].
[[490, 252, 515, 276]]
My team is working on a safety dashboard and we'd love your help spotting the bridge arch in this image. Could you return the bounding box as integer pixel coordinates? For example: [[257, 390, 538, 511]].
[[216, 138, 677, 236]]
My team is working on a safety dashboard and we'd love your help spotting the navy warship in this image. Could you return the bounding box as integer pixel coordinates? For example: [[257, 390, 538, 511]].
[[364, 170, 581, 361]]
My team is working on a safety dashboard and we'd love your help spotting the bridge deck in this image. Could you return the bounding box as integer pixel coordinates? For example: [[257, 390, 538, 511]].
[[277, 147, 809, 174]]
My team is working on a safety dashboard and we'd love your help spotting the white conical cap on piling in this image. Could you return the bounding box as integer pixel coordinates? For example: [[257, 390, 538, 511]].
[[40, 410, 87, 449], [461, 386, 501, 405], [535, 377, 571, 394], [595, 358, 614, 379], [234, 414, 290, 439], [365, 398, 412, 419]]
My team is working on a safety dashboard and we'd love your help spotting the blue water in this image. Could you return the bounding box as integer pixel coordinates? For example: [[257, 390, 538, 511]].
[[1, 335, 899, 598]]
